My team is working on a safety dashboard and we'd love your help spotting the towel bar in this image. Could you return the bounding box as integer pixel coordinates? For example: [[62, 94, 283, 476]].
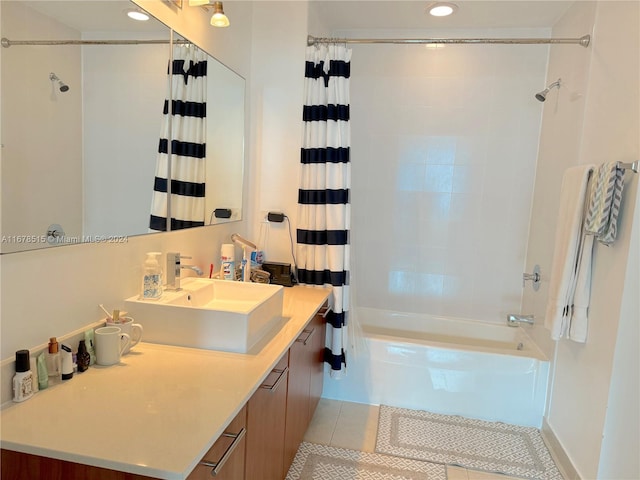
[[616, 161, 638, 173]]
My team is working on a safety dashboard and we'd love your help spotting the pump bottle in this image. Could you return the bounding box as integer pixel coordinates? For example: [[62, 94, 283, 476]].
[[142, 252, 163, 299]]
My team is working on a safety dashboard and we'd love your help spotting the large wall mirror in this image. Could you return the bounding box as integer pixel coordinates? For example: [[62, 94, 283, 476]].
[[0, 0, 245, 254]]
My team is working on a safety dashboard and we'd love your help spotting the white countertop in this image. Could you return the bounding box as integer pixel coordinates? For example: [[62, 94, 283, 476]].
[[0, 286, 330, 480]]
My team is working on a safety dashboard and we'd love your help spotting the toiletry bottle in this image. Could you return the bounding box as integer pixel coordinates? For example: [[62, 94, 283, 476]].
[[13, 350, 34, 402], [61, 344, 73, 380], [142, 252, 163, 299], [29, 357, 39, 393], [84, 330, 96, 365], [77, 340, 90, 373], [47, 337, 61, 382], [37, 352, 49, 390], [221, 244, 235, 281]]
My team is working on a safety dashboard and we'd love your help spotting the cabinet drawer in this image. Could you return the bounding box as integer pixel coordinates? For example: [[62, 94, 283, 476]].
[[187, 405, 247, 480]]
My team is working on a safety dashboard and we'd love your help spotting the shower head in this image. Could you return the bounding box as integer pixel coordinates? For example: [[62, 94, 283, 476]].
[[49, 72, 69, 92], [535, 78, 561, 102]]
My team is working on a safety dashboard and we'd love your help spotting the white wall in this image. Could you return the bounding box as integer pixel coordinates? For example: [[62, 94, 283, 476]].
[[247, 2, 309, 264], [346, 28, 548, 323], [598, 189, 640, 479], [524, 2, 639, 478]]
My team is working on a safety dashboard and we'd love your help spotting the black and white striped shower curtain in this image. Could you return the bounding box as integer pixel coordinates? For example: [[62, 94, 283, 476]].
[[297, 44, 352, 378], [150, 45, 207, 231]]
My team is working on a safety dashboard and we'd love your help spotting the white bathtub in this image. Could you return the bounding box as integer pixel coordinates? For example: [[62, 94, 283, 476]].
[[322, 307, 550, 427]]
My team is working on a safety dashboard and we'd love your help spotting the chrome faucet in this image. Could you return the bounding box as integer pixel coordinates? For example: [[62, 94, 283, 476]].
[[166, 252, 203, 291], [507, 314, 535, 327]]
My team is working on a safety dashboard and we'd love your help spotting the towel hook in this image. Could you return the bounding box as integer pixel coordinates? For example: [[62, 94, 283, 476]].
[[523, 265, 541, 291]]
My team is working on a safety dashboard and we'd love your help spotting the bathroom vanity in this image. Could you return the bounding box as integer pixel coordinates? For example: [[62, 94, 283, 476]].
[[0, 286, 330, 480]]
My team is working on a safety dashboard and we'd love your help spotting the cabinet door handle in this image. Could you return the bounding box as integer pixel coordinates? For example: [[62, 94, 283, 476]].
[[199, 427, 246, 476], [259, 367, 288, 392], [295, 328, 316, 346], [319, 305, 331, 318]]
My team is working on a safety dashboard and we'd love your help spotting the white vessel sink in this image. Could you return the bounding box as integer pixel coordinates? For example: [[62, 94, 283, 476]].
[[124, 278, 284, 353]]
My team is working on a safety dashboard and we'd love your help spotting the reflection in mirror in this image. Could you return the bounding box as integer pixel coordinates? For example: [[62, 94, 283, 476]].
[[0, 1, 245, 254], [203, 47, 245, 226], [149, 35, 245, 232]]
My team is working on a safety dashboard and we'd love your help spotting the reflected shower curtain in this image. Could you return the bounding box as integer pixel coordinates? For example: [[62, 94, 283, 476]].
[[297, 44, 352, 378], [150, 45, 207, 231]]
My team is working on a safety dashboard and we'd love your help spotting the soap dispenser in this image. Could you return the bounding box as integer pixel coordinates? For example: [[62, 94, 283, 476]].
[[142, 252, 163, 299]]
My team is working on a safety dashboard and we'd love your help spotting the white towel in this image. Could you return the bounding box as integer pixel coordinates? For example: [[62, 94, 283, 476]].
[[545, 165, 594, 341], [568, 233, 594, 342]]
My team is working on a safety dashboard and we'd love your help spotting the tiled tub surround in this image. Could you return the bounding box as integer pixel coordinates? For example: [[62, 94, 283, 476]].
[[0, 286, 330, 480], [324, 307, 549, 427], [349, 29, 549, 323]]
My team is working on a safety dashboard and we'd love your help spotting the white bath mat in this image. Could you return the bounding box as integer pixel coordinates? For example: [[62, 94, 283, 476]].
[[286, 442, 447, 480], [375, 405, 563, 480]]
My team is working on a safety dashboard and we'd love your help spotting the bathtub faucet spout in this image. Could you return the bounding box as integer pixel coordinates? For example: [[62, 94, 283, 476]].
[[507, 314, 534, 327]]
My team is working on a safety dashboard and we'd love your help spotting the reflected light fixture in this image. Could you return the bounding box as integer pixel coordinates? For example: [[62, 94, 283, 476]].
[[189, 0, 230, 27], [124, 8, 150, 21], [427, 2, 458, 17]]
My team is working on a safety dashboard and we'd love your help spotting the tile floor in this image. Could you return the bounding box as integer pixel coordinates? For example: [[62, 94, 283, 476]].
[[303, 398, 527, 480]]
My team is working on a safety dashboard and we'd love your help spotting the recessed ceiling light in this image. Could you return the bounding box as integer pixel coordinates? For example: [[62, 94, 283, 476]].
[[125, 9, 150, 21], [427, 2, 458, 17]]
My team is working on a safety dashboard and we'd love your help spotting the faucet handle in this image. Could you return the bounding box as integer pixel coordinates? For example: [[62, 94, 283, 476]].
[[167, 253, 191, 264], [522, 265, 541, 291]]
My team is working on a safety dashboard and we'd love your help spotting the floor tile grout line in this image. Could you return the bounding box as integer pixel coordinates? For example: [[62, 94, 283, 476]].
[[328, 399, 344, 447]]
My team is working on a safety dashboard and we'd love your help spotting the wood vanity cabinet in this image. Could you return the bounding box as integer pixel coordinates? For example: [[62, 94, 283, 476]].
[[244, 354, 289, 480], [245, 302, 327, 480], [0, 449, 157, 480], [282, 303, 327, 477], [1, 409, 247, 480], [186, 405, 247, 480]]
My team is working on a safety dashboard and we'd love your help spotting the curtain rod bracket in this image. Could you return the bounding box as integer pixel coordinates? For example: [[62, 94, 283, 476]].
[[579, 34, 591, 47]]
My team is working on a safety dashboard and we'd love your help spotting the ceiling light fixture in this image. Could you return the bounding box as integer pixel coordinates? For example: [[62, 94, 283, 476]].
[[125, 8, 150, 21], [188, 0, 230, 27], [210, 2, 230, 27], [427, 2, 458, 17]]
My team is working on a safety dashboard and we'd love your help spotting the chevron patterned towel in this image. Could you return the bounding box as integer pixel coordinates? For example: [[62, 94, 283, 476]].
[[584, 163, 625, 245]]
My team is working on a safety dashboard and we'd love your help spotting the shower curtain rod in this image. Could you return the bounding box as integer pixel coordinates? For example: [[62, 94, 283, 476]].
[[307, 34, 591, 48], [1, 37, 190, 48]]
